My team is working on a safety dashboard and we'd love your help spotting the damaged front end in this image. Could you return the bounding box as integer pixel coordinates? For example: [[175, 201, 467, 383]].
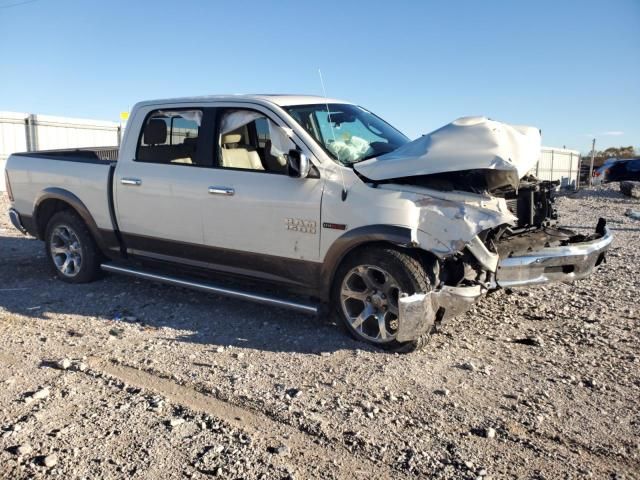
[[395, 216, 612, 342], [375, 172, 610, 343], [390, 186, 512, 342], [392, 191, 612, 342], [356, 116, 612, 342]]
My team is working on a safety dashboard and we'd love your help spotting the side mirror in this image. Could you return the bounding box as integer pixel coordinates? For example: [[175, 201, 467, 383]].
[[287, 149, 310, 178]]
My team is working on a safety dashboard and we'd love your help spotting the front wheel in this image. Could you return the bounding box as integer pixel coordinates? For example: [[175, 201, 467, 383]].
[[332, 246, 433, 352]]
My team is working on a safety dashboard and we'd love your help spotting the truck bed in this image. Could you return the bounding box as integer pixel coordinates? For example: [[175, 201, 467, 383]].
[[6, 147, 117, 238], [11, 146, 119, 163]]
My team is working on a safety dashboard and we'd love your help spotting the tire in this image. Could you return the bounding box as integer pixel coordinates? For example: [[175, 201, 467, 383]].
[[44, 210, 102, 283], [332, 246, 434, 353]]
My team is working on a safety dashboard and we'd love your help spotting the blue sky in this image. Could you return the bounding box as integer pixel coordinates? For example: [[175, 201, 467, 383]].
[[1, 0, 638, 153]]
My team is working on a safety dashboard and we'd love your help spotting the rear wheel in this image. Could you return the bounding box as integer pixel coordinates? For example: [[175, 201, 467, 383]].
[[333, 246, 433, 352], [45, 210, 101, 283]]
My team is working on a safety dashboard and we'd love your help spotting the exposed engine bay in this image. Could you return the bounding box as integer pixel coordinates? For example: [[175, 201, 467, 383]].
[[373, 171, 558, 230], [387, 174, 582, 289], [427, 177, 607, 290], [492, 176, 558, 230]]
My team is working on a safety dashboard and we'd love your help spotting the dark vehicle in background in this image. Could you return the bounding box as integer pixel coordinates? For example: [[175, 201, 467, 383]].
[[593, 157, 640, 184]]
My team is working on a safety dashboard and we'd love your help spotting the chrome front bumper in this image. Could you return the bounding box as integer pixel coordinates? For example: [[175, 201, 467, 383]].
[[396, 284, 485, 342], [395, 221, 613, 342], [495, 223, 613, 288], [8, 208, 28, 234]]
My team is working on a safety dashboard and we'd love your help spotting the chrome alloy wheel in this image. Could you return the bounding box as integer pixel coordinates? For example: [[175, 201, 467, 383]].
[[340, 265, 402, 343], [50, 225, 83, 277]]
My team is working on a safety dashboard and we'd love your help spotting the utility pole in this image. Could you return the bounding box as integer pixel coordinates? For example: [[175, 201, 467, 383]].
[[588, 138, 596, 186]]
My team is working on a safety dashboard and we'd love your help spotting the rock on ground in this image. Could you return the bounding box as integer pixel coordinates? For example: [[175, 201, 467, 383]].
[[620, 180, 640, 198]]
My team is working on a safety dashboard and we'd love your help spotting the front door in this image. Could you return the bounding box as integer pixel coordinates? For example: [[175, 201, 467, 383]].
[[200, 106, 323, 287]]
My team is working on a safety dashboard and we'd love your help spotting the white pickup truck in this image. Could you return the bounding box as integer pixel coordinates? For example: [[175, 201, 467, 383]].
[[5, 95, 612, 351]]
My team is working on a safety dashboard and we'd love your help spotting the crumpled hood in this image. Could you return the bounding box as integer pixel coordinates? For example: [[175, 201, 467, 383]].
[[354, 116, 541, 189]]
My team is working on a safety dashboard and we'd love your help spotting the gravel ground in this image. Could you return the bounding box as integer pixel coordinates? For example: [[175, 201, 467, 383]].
[[1, 184, 639, 479]]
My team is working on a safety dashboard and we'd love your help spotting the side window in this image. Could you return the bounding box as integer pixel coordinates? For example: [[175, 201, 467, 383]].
[[627, 160, 640, 172], [217, 109, 295, 173], [137, 110, 202, 166]]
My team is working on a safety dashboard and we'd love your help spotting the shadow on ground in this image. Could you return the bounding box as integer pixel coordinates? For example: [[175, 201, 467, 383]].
[[0, 234, 364, 355]]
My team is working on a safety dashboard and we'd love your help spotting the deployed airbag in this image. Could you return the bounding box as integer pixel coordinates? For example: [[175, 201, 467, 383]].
[[354, 116, 541, 190]]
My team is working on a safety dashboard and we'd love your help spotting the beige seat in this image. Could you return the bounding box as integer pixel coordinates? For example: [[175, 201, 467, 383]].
[[220, 134, 264, 170]]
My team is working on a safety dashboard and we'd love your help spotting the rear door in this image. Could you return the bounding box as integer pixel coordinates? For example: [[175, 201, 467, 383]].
[[114, 107, 215, 257]]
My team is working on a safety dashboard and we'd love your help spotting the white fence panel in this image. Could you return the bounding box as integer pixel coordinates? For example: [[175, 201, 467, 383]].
[[531, 147, 581, 189], [1, 112, 120, 191]]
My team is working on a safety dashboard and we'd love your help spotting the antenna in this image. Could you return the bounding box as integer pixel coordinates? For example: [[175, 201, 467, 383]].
[[318, 69, 348, 201]]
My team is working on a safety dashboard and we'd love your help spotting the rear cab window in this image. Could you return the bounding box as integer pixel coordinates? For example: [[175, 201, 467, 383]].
[[136, 109, 204, 166]]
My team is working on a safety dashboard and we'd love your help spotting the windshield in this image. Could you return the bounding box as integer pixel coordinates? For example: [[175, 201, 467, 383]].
[[285, 103, 409, 165]]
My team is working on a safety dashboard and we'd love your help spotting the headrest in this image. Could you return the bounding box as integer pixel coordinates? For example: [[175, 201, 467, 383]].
[[144, 119, 167, 145], [222, 133, 242, 145]]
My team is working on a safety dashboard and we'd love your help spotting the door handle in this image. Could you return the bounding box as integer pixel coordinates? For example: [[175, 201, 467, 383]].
[[121, 178, 142, 186], [208, 186, 235, 196]]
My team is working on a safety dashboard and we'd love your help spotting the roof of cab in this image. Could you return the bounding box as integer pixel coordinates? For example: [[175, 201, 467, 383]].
[[134, 94, 351, 109]]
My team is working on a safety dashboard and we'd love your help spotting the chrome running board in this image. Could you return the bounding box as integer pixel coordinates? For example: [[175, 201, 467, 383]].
[[100, 263, 318, 315]]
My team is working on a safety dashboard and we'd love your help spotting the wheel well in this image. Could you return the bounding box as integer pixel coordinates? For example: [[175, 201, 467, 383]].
[[35, 199, 76, 238], [327, 241, 439, 297]]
